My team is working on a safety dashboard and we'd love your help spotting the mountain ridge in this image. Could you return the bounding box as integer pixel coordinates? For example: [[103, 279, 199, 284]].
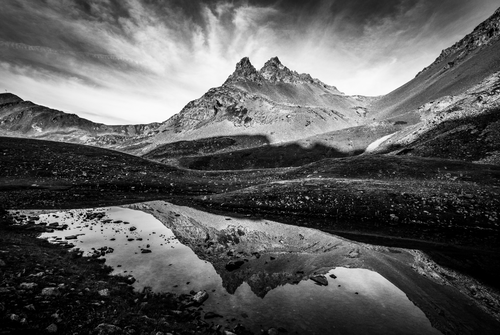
[[0, 93, 160, 152], [1, 6, 500, 163]]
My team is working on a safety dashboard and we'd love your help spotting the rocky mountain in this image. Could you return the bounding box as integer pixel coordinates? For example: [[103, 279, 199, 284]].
[[2, 6, 500, 167], [0, 93, 159, 152], [147, 57, 373, 152]]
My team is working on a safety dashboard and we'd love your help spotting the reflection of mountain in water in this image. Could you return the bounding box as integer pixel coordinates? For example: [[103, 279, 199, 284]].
[[129, 201, 362, 297]]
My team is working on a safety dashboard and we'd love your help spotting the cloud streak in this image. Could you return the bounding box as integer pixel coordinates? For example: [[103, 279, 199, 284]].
[[0, 0, 499, 124]]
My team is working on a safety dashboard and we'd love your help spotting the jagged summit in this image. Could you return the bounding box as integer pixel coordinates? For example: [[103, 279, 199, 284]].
[[259, 56, 298, 83], [223, 57, 263, 85], [223, 56, 342, 94]]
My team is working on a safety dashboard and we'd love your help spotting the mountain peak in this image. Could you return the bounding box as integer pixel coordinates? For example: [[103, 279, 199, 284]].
[[259, 56, 290, 82], [223, 56, 342, 94], [223, 57, 263, 86], [266, 56, 283, 66], [236, 57, 253, 70]]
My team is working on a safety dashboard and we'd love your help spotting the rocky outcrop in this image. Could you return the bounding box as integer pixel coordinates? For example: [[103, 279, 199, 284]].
[[223, 57, 264, 85]]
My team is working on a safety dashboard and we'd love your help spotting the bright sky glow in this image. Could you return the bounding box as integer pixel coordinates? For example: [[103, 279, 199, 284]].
[[1, 0, 498, 124]]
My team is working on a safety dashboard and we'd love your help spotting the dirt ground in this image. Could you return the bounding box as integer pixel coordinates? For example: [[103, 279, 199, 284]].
[[1, 136, 500, 333]]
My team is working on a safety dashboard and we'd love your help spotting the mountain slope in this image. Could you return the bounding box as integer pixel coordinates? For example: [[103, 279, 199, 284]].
[[371, 71, 500, 164], [370, 7, 500, 122], [0, 93, 159, 152]]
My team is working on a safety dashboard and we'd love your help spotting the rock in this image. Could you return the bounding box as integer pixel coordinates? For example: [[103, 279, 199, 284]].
[[204, 311, 223, 319], [224, 331, 237, 335], [19, 282, 37, 290], [389, 214, 399, 222], [141, 249, 152, 254], [24, 304, 36, 311], [329, 274, 337, 279], [225, 259, 245, 271], [0, 259, 6, 267], [310, 275, 328, 286], [192, 290, 209, 304], [9, 314, 20, 322], [95, 323, 122, 334], [125, 275, 136, 284], [46, 323, 58, 333], [41, 287, 59, 296], [65, 235, 78, 240], [267, 328, 279, 335], [98, 289, 110, 297], [252, 252, 261, 258], [348, 250, 360, 258], [129, 226, 137, 231]]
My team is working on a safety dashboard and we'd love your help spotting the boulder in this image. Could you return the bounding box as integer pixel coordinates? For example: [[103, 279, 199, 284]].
[[94, 323, 122, 334], [192, 290, 209, 305], [225, 259, 245, 271], [310, 275, 328, 286], [204, 311, 223, 319], [125, 275, 136, 285]]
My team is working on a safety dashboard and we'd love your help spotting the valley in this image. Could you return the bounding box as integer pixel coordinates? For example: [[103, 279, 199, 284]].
[[1, 5, 500, 335]]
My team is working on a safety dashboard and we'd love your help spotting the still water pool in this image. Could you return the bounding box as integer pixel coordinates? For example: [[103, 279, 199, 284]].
[[34, 201, 441, 335]]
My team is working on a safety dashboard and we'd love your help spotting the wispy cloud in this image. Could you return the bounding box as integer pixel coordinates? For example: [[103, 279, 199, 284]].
[[0, 0, 499, 124]]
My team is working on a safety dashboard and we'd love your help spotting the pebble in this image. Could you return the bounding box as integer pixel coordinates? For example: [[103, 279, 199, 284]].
[[98, 289, 110, 297], [46, 323, 58, 333], [19, 282, 37, 290], [41, 287, 59, 296]]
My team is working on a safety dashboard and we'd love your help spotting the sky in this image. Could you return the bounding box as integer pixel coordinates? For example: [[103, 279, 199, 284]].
[[0, 0, 499, 125]]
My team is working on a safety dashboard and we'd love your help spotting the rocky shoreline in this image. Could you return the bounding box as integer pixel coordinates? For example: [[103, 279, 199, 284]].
[[0, 209, 269, 335]]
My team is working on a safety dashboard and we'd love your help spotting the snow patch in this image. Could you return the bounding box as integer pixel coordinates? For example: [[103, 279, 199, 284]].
[[364, 133, 397, 153]]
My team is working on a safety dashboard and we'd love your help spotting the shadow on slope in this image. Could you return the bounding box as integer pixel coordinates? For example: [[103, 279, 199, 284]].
[[180, 141, 362, 170], [146, 122, 408, 170], [143, 135, 270, 162]]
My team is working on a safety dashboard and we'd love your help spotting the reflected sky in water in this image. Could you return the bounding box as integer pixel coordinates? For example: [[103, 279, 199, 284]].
[[36, 202, 441, 335]]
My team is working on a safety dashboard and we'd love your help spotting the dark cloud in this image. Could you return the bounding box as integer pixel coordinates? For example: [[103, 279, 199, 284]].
[[0, 0, 499, 123]]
